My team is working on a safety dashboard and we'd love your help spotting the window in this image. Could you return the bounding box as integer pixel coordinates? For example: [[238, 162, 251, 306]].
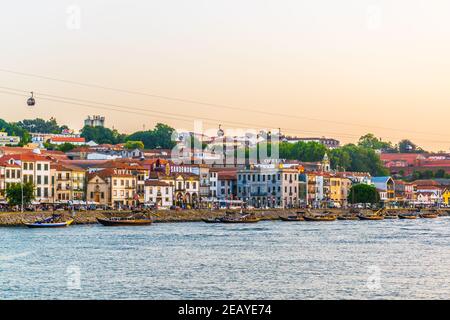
[[44, 188, 48, 197], [193, 182, 196, 189], [44, 164, 49, 171], [29, 163, 33, 170], [37, 188, 41, 197], [37, 164, 42, 171], [6, 170, 9, 179], [44, 176, 49, 184], [37, 175, 42, 185], [90, 192, 94, 198], [23, 163, 28, 170]]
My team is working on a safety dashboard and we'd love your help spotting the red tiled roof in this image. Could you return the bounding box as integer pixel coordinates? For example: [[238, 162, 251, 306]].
[[380, 153, 426, 165], [145, 180, 171, 187], [50, 137, 86, 143]]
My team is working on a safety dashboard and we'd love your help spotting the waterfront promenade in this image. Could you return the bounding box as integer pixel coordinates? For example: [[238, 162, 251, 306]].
[[1, 208, 448, 226]]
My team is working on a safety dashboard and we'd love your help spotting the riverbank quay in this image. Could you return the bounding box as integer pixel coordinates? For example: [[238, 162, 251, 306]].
[[0, 208, 300, 226], [1, 208, 448, 226]]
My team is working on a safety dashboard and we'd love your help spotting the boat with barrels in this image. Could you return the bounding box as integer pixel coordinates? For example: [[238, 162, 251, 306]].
[[384, 210, 399, 219], [221, 211, 260, 223], [303, 211, 337, 222], [358, 209, 384, 220], [24, 214, 74, 228]]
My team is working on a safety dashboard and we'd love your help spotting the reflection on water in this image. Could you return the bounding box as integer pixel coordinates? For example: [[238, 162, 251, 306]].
[[1, 218, 450, 299]]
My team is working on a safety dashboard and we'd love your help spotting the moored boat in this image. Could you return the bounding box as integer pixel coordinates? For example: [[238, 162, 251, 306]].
[[398, 213, 417, 219], [384, 214, 398, 219], [419, 212, 438, 219], [280, 215, 304, 221], [303, 212, 337, 222], [24, 214, 74, 228], [280, 211, 305, 221], [202, 218, 224, 223], [221, 214, 260, 223], [337, 214, 359, 220], [358, 214, 384, 220], [97, 217, 153, 226]]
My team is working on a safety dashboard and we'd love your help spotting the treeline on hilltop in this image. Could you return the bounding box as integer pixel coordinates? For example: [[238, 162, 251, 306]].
[[0, 117, 430, 177], [0, 117, 177, 150]]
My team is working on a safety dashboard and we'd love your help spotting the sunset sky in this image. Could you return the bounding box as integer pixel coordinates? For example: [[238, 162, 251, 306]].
[[1, 0, 450, 151]]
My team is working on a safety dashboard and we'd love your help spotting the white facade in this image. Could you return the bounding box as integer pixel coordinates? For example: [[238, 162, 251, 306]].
[[144, 182, 173, 208]]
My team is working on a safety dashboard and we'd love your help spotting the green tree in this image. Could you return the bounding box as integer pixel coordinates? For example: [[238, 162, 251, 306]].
[[16, 117, 68, 134], [126, 123, 176, 149], [124, 140, 145, 150], [358, 133, 393, 151], [348, 184, 380, 204], [398, 139, 426, 153], [435, 169, 446, 178], [56, 143, 76, 153], [5, 182, 35, 206], [0, 118, 31, 145], [80, 126, 126, 145]]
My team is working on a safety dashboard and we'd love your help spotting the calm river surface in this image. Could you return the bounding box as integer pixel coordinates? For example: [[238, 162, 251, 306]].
[[1, 218, 450, 299]]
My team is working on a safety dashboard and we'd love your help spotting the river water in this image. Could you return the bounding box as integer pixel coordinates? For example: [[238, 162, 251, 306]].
[[1, 218, 450, 299]]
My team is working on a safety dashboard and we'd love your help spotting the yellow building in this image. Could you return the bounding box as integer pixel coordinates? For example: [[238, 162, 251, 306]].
[[330, 176, 352, 207], [443, 189, 450, 205]]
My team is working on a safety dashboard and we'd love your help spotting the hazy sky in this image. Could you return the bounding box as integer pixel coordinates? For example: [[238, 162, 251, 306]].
[[1, 0, 450, 151]]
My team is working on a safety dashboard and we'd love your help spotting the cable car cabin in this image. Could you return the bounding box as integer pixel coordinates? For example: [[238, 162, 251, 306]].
[[27, 92, 35, 106]]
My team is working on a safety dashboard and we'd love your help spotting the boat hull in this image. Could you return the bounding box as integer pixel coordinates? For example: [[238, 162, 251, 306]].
[[358, 215, 384, 220], [398, 215, 417, 219], [280, 216, 304, 221], [419, 214, 438, 219], [97, 218, 153, 226], [303, 215, 337, 222], [25, 219, 73, 228], [337, 216, 359, 220], [202, 218, 224, 223], [221, 219, 260, 223]]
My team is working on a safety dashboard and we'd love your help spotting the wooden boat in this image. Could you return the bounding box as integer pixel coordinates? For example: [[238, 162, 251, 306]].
[[202, 218, 224, 223], [280, 215, 304, 221], [24, 214, 74, 228], [337, 215, 359, 220], [398, 213, 417, 220], [303, 213, 337, 222], [419, 212, 438, 219], [358, 213, 384, 220], [383, 215, 398, 219], [97, 217, 153, 226], [280, 211, 305, 221], [221, 214, 260, 223]]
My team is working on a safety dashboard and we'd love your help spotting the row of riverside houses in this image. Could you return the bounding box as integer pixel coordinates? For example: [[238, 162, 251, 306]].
[[1, 146, 450, 209]]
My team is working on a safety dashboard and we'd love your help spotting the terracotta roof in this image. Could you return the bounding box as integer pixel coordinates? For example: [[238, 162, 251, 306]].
[[50, 137, 85, 143], [412, 179, 441, 186], [1, 153, 50, 162], [145, 180, 171, 187], [380, 153, 426, 165]]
